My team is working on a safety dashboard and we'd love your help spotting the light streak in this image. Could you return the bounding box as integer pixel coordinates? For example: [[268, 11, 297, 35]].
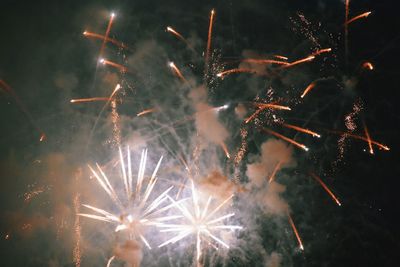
[[137, 108, 158, 117], [100, 58, 128, 73], [263, 128, 309, 151], [83, 31, 129, 50], [99, 12, 115, 59], [220, 141, 231, 159], [268, 162, 282, 183], [217, 68, 256, 78], [282, 123, 321, 138], [169, 62, 187, 83], [300, 82, 316, 98], [288, 212, 304, 251], [311, 48, 332, 56], [240, 59, 289, 65], [282, 56, 315, 69], [273, 55, 288, 60], [70, 97, 111, 103], [363, 122, 374, 154], [245, 103, 291, 124], [328, 130, 390, 151], [346, 11, 372, 25], [362, 61, 374, 70], [205, 9, 216, 73], [310, 172, 341, 206]]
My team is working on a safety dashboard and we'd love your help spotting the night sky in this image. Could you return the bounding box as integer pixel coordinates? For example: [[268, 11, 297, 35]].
[[1, 0, 399, 266]]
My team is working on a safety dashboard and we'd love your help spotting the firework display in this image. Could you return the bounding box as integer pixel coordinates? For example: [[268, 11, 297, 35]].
[[0, 1, 397, 267]]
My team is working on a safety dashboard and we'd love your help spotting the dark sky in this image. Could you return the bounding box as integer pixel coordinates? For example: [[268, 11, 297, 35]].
[[1, 0, 399, 266]]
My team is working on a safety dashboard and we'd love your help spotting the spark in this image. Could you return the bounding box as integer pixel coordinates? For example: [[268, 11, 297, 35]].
[[300, 82, 316, 98], [158, 181, 241, 266], [169, 62, 188, 83], [78, 148, 176, 249], [99, 12, 116, 59], [137, 108, 158, 117], [363, 122, 374, 154], [282, 55, 315, 69], [83, 31, 129, 50], [346, 11, 372, 25], [240, 58, 289, 65], [281, 123, 321, 138], [217, 68, 256, 78], [245, 103, 291, 124], [273, 55, 288, 60], [345, 0, 350, 63], [268, 161, 282, 183], [328, 130, 390, 151], [362, 61, 374, 70], [205, 9, 216, 73], [167, 26, 186, 43], [311, 48, 332, 56], [220, 141, 231, 159], [310, 172, 341, 206], [100, 58, 128, 73], [70, 97, 111, 103], [288, 212, 304, 251], [263, 128, 309, 151]]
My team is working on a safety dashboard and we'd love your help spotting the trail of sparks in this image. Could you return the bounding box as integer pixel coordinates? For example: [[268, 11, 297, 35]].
[[205, 9, 216, 74], [263, 128, 309, 151], [268, 162, 282, 183], [245, 103, 291, 124], [137, 108, 157, 117], [363, 122, 374, 154], [346, 11, 372, 25], [345, 0, 350, 64], [169, 62, 188, 83], [300, 82, 316, 98], [362, 61, 374, 70], [328, 130, 390, 151], [100, 58, 128, 73], [79, 148, 176, 249], [288, 212, 304, 251], [220, 141, 231, 159], [70, 97, 111, 103], [83, 31, 129, 50], [281, 123, 321, 138], [282, 56, 315, 69], [158, 181, 241, 266], [240, 59, 289, 65], [273, 55, 288, 61], [0, 79, 46, 141], [311, 48, 332, 56], [99, 13, 115, 59], [217, 68, 256, 78], [310, 172, 341, 206]]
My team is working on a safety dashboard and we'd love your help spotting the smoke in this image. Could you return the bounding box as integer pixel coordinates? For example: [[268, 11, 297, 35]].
[[114, 240, 143, 267]]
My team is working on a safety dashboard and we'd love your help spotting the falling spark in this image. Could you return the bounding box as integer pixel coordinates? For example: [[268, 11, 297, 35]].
[[205, 9, 216, 73], [346, 11, 372, 25], [23, 187, 45, 203], [79, 148, 176, 249], [282, 56, 315, 69], [362, 61, 374, 70], [328, 130, 390, 151], [70, 97, 111, 103], [268, 162, 282, 183], [240, 59, 289, 65], [167, 26, 186, 43], [245, 103, 291, 124], [83, 31, 129, 50], [345, 0, 350, 63], [220, 141, 231, 159], [282, 123, 321, 138], [169, 62, 188, 83], [217, 68, 256, 78], [311, 48, 332, 56], [100, 58, 128, 73], [158, 181, 241, 266], [273, 55, 288, 60], [310, 172, 341, 206], [288, 212, 304, 251], [137, 108, 158, 117], [263, 128, 309, 151], [99, 12, 116, 59], [363, 122, 374, 154], [300, 82, 316, 98]]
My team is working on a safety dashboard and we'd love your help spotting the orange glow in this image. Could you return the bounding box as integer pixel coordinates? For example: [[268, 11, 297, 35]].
[[217, 68, 256, 78], [288, 213, 304, 251], [310, 172, 341, 206], [220, 142, 231, 159], [282, 123, 321, 138], [268, 162, 282, 183], [282, 56, 315, 69], [205, 9, 216, 71], [83, 31, 128, 49], [362, 62, 374, 70], [300, 82, 316, 98], [100, 59, 128, 73], [263, 128, 309, 151], [137, 108, 157, 117], [346, 11, 372, 25], [169, 62, 187, 83], [273, 55, 288, 60]]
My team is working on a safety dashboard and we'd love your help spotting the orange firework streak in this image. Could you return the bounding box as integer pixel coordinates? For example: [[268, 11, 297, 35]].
[[245, 103, 291, 124], [217, 68, 256, 78], [311, 48, 332, 56], [273, 55, 288, 61], [167, 26, 186, 43], [83, 31, 128, 50], [282, 123, 321, 138], [137, 108, 157, 117], [300, 82, 316, 98], [328, 130, 390, 151], [346, 11, 372, 25], [205, 9, 215, 74], [362, 62, 374, 70], [70, 97, 111, 103], [100, 59, 128, 73], [263, 128, 309, 151], [0, 79, 46, 141], [345, 0, 350, 63], [240, 59, 289, 65], [169, 62, 188, 83], [282, 56, 315, 69], [99, 13, 115, 58], [363, 122, 374, 154], [310, 172, 341, 206], [268, 161, 282, 183], [288, 212, 304, 251], [220, 141, 231, 159]]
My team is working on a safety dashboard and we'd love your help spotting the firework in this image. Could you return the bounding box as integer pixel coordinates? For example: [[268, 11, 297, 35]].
[[288, 212, 304, 251], [83, 31, 129, 50], [245, 103, 291, 124], [169, 62, 188, 83], [310, 173, 341, 206], [268, 162, 282, 184], [70, 97, 111, 103], [282, 55, 315, 69], [263, 128, 309, 151], [281, 123, 321, 138], [362, 61, 374, 70], [137, 108, 158, 117], [100, 58, 128, 73], [239, 58, 289, 65], [158, 181, 241, 266], [311, 48, 332, 56], [328, 130, 390, 151], [217, 68, 256, 78], [346, 11, 372, 25], [99, 12, 116, 59], [205, 9, 216, 73], [78, 148, 177, 249]]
